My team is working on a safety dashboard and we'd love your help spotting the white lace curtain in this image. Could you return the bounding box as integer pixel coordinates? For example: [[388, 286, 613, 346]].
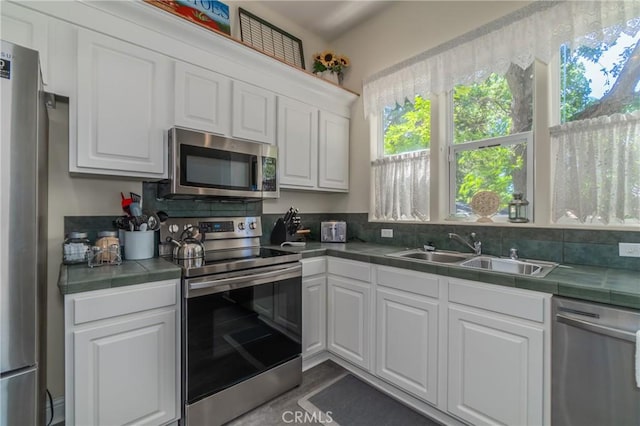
[[372, 150, 430, 221], [551, 112, 640, 225], [363, 1, 640, 117]]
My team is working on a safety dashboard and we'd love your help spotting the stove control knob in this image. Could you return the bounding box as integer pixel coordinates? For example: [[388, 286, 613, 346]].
[[249, 222, 257, 230], [168, 224, 179, 234], [237, 222, 245, 230]]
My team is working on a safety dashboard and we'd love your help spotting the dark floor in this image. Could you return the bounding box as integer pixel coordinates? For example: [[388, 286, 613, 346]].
[[227, 360, 346, 426]]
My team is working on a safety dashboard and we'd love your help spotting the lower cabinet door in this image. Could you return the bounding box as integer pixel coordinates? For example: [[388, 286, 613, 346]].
[[302, 275, 327, 358], [375, 287, 439, 404], [73, 309, 177, 426], [327, 276, 371, 370], [447, 305, 544, 426]]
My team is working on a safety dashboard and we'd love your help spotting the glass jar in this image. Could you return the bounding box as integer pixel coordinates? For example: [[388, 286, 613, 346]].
[[63, 232, 91, 264], [92, 230, 122, 265]]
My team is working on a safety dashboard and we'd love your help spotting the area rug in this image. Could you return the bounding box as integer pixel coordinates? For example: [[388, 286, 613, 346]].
[[297, 374, 442, 426]]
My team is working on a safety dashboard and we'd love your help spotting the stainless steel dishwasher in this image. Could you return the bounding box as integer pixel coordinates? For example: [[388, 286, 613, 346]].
[[552, 297, 640, 426]]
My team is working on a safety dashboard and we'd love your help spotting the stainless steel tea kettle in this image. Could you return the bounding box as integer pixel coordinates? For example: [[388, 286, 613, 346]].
[[166, 235, 205, 260]]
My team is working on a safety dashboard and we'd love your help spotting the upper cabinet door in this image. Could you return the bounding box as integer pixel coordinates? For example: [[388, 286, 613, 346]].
[[75, 29, 171, 177], [0, 2, 50, 85], [231, 80, 276, 144], [319, 111, 349, 191], [277, 97, 318, 188], [174, 62, 231, 136]]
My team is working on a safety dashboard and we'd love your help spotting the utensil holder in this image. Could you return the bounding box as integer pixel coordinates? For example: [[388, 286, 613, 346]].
[[123, 231, 155, 260]]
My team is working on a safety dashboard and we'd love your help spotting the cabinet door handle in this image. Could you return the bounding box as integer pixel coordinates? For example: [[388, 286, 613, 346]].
[[556, 313, 636, 343]]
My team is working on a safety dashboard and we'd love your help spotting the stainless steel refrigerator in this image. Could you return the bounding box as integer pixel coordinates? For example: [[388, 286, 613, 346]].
[[0, 40, 48, 426]]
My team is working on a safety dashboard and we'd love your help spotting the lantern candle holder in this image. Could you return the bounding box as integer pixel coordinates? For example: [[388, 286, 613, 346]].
[[508, 193, 529, 223]]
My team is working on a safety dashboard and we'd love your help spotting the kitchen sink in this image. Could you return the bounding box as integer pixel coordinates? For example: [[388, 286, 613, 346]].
[[458, 256, 558, 277], [386, 249, 473, 264]]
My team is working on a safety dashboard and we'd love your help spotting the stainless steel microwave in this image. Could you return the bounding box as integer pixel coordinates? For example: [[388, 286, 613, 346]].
[[158, 127, 278, 199]]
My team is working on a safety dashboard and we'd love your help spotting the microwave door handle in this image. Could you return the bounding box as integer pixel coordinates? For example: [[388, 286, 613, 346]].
[[187, 264, 302, 297]]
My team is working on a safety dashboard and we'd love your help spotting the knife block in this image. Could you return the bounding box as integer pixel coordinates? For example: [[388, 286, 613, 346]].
[[270, 218, 287, 245]]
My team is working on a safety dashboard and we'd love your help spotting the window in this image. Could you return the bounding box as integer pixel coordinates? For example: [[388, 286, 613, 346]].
[[383, 96, 431, 155], [371, 96, 431, 221], [560, 31, 640, 124], [552, 25, 640, 226], [449, 68, 533, 220]]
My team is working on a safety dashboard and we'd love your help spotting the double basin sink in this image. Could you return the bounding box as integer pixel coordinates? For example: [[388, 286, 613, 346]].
[[386, 249, 558, 278]]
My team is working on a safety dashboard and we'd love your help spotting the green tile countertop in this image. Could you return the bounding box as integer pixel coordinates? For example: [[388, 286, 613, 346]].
[[269, 242, 640, 310], [58, 257, 182, 295]]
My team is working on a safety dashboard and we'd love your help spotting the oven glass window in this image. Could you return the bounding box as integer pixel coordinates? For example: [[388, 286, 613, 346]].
[[186, 277, 301, 403], [181, 145, 258, 191]]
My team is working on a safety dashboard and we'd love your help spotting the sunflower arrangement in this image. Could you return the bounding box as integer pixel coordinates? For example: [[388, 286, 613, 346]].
[[312, 50, 350, 76]]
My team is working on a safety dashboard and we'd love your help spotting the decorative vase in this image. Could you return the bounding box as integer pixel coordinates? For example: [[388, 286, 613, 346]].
[[317, 70, 340, 85]]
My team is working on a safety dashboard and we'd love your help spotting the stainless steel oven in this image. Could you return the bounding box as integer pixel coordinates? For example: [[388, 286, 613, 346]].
[[159, 127, 278, 199], [160, 217, 302, 426]]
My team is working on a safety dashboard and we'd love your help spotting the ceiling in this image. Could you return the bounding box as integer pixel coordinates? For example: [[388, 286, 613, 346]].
[[257, 1, 394, 41]]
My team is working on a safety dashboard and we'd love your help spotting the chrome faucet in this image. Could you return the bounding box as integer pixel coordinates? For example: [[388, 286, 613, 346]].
[[509, 248, 519, 260], [448, 232, 482, 255]]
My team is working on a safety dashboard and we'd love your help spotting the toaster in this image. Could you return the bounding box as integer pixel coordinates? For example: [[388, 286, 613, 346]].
[[321, 221, 347, 243]]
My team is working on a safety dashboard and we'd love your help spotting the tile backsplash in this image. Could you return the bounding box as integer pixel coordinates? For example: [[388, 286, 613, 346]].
[[263, 213, 640, 271], [66, 203, 640, 271]]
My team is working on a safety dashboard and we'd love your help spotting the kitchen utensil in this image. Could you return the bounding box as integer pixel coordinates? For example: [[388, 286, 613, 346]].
[[129, 202, 142, 217], [166, 236, 205, 260], [156, 211, 169, 223], [146, 213, 160, 231]]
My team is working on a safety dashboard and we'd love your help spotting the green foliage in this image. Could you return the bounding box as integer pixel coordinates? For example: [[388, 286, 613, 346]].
[[456, 146, 525, 206], [383, 96, 431, 155], [560, 45, 595, 123], [453, 74, 512, 143]]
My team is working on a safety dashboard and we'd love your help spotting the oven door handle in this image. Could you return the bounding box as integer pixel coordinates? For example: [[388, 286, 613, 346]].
[[186, 264, 302, 297]]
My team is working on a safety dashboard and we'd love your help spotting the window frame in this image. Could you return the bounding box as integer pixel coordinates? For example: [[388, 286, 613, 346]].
[[448, 125, 534, 221]]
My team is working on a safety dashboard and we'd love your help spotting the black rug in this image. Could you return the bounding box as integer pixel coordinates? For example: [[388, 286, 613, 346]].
[[297, 374, 442, 426]]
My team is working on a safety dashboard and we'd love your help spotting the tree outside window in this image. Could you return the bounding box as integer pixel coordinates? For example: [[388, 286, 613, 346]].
[[451, 64, 534, 218]]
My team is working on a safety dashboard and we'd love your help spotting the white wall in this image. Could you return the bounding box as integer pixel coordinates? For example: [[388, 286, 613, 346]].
[[331, 1, 531, 214]]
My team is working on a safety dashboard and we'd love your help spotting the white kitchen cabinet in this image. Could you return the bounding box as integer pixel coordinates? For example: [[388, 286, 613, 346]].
[[231, 80, 276, 144], [318, 110, 349, 191], [277, 97, 319, 188], [302, 258, 327, 359], [447, 279, 547, 426], [376, 287, 439, 404], [174, 61, 231, 136], [74, 29, 171, 177], [65, 279, 180, 426], [327, 258, 372, 370], [302, 275, 326, 358], [0, 2, 50, 85]]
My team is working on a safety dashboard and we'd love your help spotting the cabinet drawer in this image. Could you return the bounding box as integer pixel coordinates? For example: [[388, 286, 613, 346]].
[[301, 257, 326, 277], [448, 278, 546, 323], [328, 258, 370, 282], [71, 280, 177, 325], [377, 266, 439, 298]]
